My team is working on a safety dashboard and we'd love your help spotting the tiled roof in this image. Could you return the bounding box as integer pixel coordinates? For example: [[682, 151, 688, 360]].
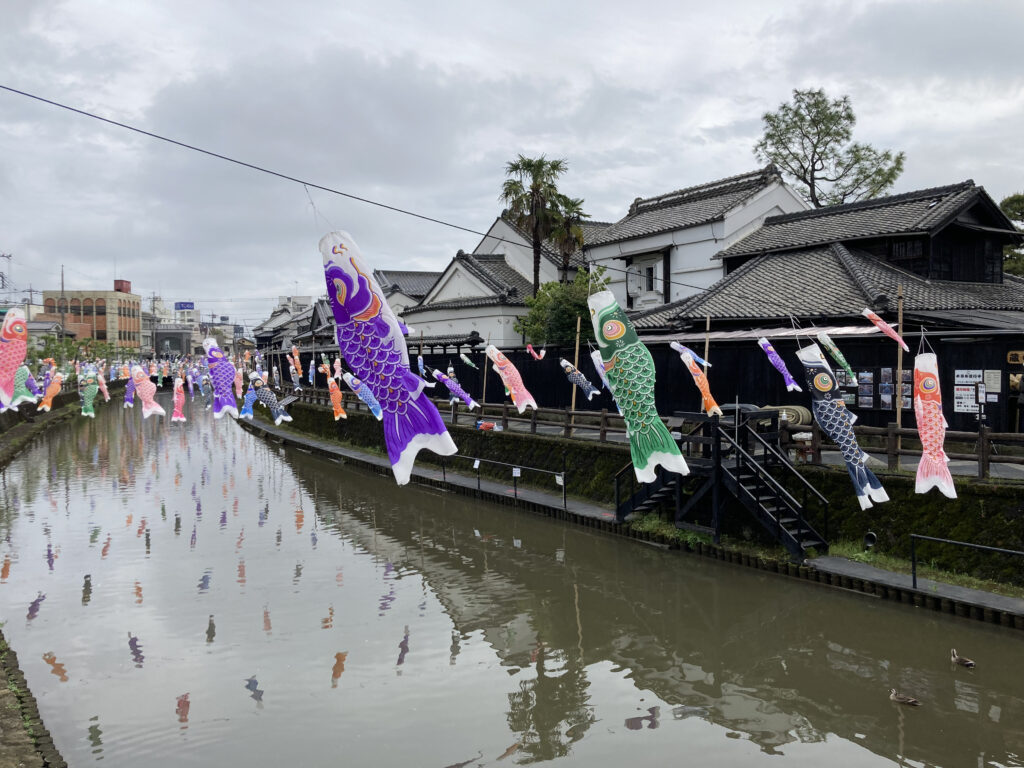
[[404, 252, 532, 316], [374, 269, 443, 299], [409, 331, 485, 348], [634, 243, 1024, 329], [402, 293, 525, 315], [718, 181, 979, 258], [588, 167, 783, 247]]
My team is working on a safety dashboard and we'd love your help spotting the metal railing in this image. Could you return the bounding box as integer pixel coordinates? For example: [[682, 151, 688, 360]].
[[910, 533, 1024, 588], [783, 422, 1024, 479], [442, 453, 568, 509]]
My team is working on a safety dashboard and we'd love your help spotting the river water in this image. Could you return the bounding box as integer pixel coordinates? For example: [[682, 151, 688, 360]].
[[0, 397, 1021, 767]]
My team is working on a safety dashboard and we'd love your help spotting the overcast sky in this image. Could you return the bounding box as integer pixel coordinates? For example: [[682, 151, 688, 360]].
[[1, 0, 1022, 329]]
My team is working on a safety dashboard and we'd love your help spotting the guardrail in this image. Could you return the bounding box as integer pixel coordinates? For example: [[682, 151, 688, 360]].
[[781, 422, 1024, 479], [442, 453, 568, 508], [910, 533, 1024, 588]]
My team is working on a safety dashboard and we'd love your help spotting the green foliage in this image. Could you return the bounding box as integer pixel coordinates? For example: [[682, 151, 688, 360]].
[[999, 193, 1024, 276], [754, 88, 905, 208], [513, 266, 609, 346], [549, 195, 588, 283], [500, 155, 586, 296]]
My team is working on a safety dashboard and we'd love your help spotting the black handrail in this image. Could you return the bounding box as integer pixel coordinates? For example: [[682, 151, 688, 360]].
[[715, 427, 804, 514], [910, 534, 1024, 589], [743, 426, 830, 507]]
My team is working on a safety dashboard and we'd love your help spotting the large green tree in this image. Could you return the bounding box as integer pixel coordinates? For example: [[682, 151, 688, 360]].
[[500, 155, 570, 296], [754, 88, 906, 208], [514, 266, 608, 346], [1000, 193, 1024, 276]]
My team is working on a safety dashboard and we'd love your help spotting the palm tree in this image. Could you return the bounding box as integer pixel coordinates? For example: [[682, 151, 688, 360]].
[[500, 155, 569, 296], [549, 195, 588, 284]]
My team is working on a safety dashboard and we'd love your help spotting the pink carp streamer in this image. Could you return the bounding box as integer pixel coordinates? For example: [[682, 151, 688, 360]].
[[862, 308, 909, 352]]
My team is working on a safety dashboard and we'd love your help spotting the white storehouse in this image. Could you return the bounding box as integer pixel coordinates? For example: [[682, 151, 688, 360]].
[[400, 214, 609, 349], [585, 166, 808, 311]]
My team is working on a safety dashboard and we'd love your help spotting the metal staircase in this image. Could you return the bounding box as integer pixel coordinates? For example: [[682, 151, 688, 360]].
[[613, 411, 829, 561]]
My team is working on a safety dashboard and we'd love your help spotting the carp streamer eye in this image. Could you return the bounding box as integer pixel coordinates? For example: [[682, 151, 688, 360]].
[[814, 373, 833, 392], [603, 320, 626, 340], [919, 376, 938, 394]]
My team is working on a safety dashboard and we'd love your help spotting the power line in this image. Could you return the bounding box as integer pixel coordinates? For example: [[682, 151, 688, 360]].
[[0, 83, 867, 322]]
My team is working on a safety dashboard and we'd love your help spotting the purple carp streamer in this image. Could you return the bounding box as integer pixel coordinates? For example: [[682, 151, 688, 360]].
[[320, 231, 456, 485], [757, 337, 802, 392]]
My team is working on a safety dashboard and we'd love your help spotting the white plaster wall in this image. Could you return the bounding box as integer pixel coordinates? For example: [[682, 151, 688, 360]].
[[402, 305, 524, 348], [586, 181, 809, 308], [474, 218, 560, 285]]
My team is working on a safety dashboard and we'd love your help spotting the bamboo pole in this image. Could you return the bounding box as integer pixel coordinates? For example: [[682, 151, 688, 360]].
[[481, 334, 490, 411], [703, 314, 711, 373], [895, 285, 904, 468], [570, 315, 581, 432]]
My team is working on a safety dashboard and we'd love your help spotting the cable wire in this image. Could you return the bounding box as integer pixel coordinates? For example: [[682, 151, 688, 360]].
[[0, 83, 888, 325]]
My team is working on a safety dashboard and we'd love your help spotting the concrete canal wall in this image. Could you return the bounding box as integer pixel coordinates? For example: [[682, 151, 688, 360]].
[[247, 399, 1024, 630]]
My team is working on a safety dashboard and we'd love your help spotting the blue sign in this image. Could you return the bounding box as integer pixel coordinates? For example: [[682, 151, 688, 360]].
[[174, 302, 195, 310]]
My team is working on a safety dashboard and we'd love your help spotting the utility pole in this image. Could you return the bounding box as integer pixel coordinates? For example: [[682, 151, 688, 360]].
[[59, 265, 66, 367], [0, 253, 11, 291]]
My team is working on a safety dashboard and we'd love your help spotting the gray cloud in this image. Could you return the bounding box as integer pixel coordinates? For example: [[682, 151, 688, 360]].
[[1, 0, 1021, 325]]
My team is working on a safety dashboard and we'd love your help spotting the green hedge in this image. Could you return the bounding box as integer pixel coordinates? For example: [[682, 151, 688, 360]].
[[795, 466, 1024, 585], [253, 400, 630, 504]]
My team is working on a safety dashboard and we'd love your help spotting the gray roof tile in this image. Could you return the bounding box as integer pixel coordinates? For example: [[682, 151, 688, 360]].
[[588, 167, 783, 247], [635, 243, 1024, 329], [718, 181, 979, 258], [403, 252, 531, 316], [374, 269, 443, 298]]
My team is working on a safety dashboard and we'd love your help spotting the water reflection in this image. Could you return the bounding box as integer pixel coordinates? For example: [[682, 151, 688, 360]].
[[0, 398, 1021, 768], [331, 652, 347, 687]]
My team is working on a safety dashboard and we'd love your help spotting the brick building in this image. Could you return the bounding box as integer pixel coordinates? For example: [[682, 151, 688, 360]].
[[38, 279, 142, 352]]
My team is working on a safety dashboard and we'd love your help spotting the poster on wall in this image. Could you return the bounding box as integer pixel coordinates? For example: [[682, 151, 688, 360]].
[[954, 384, 979, 413], [984, 370, 1002, 392], [955, 369, 983, 385]]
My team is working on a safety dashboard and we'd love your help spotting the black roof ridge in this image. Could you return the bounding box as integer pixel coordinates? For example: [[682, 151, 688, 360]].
[[763, 180, 975, 226], [675, 252, 771, 316], [830, 243, 884, 308], [456, 251, 508, 295], [629, 166, 779, 215]]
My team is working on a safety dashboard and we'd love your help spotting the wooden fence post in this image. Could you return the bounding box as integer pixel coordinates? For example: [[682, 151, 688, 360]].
[[979, 425, 991, 479], [599, 409, 608, 442], [501, 402, 509, 431], [887, 422, 898, 471], [530, 408, 538, 434], [563, 408, 572, 438], [811, 423, 822, 464]]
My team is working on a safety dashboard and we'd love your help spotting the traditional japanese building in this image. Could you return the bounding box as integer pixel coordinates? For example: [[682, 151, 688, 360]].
[[632, 180, 1024, 430]]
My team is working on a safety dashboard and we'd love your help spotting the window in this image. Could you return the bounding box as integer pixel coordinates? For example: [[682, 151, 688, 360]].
[[645, 266, 656, 292], [95, 301, 106, 316], [95, 330, 106, 341]]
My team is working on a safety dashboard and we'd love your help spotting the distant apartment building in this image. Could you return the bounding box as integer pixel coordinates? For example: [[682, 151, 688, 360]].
[[38, 279, 142, 351]]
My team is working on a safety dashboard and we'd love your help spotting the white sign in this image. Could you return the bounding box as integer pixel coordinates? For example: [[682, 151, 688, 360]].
[[984, 370, 1002, 393], [473, 459, 480, 469], [987, 393, 999, 403], [555, 474, 564, 486], [977, 384, 987, 404], [512, 467, 521, 478], [955, 369, 983, 385], [954, 385, 979, 413]]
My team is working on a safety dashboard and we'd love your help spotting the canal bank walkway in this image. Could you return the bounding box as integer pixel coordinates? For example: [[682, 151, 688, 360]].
[[238, 416, 1024, 630], [236, 417, 620, 523]]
